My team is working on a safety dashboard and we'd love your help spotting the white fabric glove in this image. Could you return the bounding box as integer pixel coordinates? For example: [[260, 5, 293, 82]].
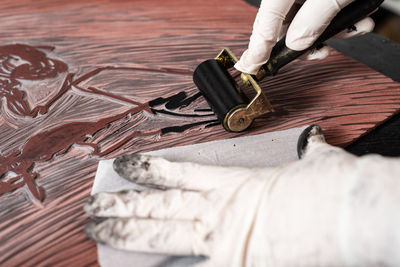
[[235, 0, 375, 74], [84, 126, 400, 266]]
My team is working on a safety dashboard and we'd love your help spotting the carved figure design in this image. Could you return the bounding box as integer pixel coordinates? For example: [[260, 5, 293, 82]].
[[0, 44, 215, 204], [0, 44, 68, 116]]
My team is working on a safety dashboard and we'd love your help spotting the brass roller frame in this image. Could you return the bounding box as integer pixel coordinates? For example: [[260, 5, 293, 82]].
[[215, 48, 274, 132]]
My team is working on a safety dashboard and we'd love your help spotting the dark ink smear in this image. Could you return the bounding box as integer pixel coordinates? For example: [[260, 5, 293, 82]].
[[194, 108, 213, 112], [166, 92, 202, 110], [161, 119, 218, 134], [205, 120, 220, 128], [166, 92, 187, 109], [347, 25, 357, 33], [150, 108, 214, 118], [149, 91, 185, 107], [315, 43, 324, 50], [149, 91, 203, 110]]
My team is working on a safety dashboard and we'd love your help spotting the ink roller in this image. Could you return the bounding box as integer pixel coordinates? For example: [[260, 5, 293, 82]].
[[193, 0, 383, 132]]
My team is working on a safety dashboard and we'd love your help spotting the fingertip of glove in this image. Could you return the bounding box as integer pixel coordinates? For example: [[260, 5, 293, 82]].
[[286, 34, 316, 51], [235, 48, 270, 75], [234, 61, 257, 75], [301, 46, 330, 61], [358, 16, 375, 33], [83, 195, 97, 214], [85, 218, 108, 244], [85, 221, 97, 240], [235, 56, 265, 75]]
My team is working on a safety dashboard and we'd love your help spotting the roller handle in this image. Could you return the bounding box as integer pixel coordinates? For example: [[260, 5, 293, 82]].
[[257, 0, 383, 79]]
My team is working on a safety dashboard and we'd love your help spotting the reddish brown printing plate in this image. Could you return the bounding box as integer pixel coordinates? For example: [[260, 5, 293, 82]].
[[0, 0, 399, 265]]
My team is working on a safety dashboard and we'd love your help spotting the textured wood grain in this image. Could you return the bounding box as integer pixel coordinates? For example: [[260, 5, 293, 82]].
[[0, 0, 399, 266]]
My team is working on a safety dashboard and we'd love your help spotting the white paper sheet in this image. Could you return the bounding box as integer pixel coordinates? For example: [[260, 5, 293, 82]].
[[91, 125, 307, 267]]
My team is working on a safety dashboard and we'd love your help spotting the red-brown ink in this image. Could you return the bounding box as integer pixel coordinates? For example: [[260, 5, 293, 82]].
[[0, 93, 215, 203], [0, 43, 194, 119], [0, 44, 215, 204], [0, 44, 67, 117]]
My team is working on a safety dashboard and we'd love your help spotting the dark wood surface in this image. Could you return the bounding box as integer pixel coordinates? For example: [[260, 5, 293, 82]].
[[0, 0, 399, 266], [346, 112, 400, 156]]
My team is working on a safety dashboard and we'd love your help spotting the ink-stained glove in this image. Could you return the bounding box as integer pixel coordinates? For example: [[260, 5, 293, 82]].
[[235, 0, 375, 74], [84, 137, 400, 266]]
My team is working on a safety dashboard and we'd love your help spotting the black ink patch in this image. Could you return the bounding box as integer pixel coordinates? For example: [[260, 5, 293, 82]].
[[149, 91, 202, 110], [347, 25, 357, 33], [161, 119, 218, 134]]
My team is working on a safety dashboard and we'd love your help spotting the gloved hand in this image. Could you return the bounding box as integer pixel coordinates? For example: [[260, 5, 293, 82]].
[[84, 126, 400, 266], [235, 0, 375, 74]]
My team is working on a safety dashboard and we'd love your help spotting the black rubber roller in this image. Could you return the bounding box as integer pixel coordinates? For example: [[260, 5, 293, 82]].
[[193, 59, 246, 130]]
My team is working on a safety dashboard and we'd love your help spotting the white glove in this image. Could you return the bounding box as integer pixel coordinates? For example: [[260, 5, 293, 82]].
[[84, 126, 400, 266], [235, 0, 375, 74]]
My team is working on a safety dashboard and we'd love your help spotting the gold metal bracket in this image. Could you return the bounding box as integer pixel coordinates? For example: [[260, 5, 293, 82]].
[[215, 48, 274, 132]]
